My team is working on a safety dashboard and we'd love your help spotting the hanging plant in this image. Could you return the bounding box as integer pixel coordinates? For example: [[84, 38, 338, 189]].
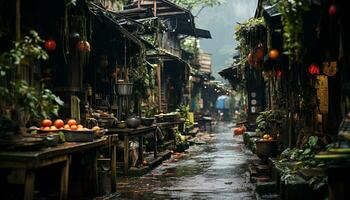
[[275, 0, 310, 62], [235, 17, 266, 71]]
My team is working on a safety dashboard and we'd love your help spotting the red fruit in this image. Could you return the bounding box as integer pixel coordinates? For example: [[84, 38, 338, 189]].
[[54, 119, 64, 128], [67, 119, 77, 126], [70, 125, 78, 130], [42, 119, 52, 127]]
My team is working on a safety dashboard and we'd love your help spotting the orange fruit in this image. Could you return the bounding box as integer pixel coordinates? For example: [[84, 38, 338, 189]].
[[42, 119, 52, 127], [77, 124, 83, 129], [92, 126, 100, 131], [70, 125, 78, 130], [263, 134, 270, 139], [64, 124, 70, 129], [67, 119, 77, 126], [142, 160, 148, 166], [43, 126, 50, 130], [54, 119, 64, 129], [268, 49, 279, 59]]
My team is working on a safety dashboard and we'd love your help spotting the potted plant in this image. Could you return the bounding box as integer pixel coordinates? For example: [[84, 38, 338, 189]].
[[0, 31, 63, 135], [141, 104, 157, 126], [254, 109, 285, 161]]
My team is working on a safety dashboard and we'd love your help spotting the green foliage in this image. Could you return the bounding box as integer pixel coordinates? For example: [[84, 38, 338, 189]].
[[171, 0, 223, 10], [130, 63, 155, 99], [181, 37, 199, 57], [175, 129, 188, 145], [234, 17, 265, 70], [0, 31, 63, 128], [277, 136, 326, 185], [177, 104, 193, 129], [0, 30, 48, 77], [274, 0, 310, 62], [255, 109, 286, 135], [142, 103, 157, 118]]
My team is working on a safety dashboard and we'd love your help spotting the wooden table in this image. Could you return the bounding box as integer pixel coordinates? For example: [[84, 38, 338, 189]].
[[156, 121, 184, 129], [108, 125, 157, 175], [0, 136, 116, 200]]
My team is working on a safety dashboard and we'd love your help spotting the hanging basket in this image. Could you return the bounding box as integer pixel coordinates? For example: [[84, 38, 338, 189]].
[[116, 82, 133, 95]]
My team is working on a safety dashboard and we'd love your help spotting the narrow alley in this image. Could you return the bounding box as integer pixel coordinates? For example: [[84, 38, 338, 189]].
[[116, 123, 255, 200], [1, 0, 350, 199]]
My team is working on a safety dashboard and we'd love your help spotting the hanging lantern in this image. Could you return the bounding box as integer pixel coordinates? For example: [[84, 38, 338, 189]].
[[268, 49, 279, 60], [256, 44, 265, 61], [247, 52, 255, 66], [44, 39, 56, 51], [275, 69, 282, 77], [84, 41, 91, 52], [328, 5, 337, 16], [77, 40, 91, 52], [308, 64, 320, 75]]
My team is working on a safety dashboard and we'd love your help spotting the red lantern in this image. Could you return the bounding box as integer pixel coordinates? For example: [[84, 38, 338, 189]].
[[247, 53, 255, 66], [44, 39, 56, 51], [256, 48, 265, 61], [256, 46, 265, 61], [308, 64, 320, 75], [269, 49, 279, 60], [275, 69, 282, 77], [328, 5, 337, 16]]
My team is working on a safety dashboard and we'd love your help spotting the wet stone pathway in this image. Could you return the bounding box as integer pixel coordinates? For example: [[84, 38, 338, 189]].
[[116, 123, 255, 199]]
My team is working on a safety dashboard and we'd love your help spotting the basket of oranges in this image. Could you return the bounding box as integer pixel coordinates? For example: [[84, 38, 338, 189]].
[[61, 119, 95, 142]]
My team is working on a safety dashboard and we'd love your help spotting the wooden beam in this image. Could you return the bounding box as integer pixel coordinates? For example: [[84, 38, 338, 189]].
[[16, 0, 20, 41], [153, 0, 157, 16]]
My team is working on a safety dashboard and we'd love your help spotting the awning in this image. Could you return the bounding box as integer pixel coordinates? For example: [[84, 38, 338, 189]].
[[263, 4, 281, 25], [219, 66, 242, 89], [124, 0, 211, 39], [195, 28, 211, 39], [87, 2, 145, 50]]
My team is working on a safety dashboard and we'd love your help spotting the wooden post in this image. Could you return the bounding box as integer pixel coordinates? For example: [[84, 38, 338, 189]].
[[60, 157, 70, 200], [138, 136, 144, 166], [16, 0, 20, 41], [111, 144, 117, 192], [153, 0, 157, 16], [157, 63, 162, 112], [138, 0, 140, 8], [24, 170, 35, 200], [124, 136, 129, 175]]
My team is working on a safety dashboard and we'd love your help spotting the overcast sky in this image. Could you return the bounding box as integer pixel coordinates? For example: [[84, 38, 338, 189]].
[[195, 0, 258, 79]]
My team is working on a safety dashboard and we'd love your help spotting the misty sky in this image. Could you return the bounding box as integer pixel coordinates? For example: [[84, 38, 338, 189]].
[[195, 0, 258, 79]]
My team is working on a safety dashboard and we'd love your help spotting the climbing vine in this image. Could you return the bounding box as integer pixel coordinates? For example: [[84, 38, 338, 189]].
[[234, 17, 265, 70], [274, 0, 310, 63]]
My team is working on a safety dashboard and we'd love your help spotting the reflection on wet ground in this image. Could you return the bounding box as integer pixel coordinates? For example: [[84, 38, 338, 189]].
[[116, 123, 255, 200]]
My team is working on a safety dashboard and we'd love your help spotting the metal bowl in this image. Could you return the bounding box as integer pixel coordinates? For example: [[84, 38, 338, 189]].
[[116, 121, 127, 129], [126, 117, 141, 128]]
